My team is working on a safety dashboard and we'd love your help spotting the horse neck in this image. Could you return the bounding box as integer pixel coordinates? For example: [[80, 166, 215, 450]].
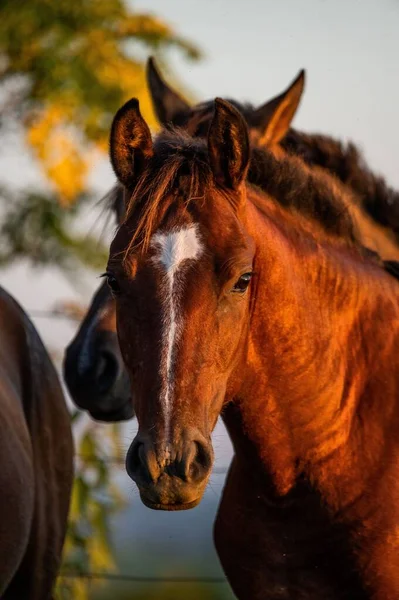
[[230, 195, 399, 503]]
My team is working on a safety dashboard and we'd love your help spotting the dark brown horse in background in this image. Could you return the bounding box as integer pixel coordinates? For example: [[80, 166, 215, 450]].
[[107, 97, 399, 599], [63, 186, 133, 422], [0, 286, 73, 599], [147, 57, 399, 254], [64, 58, 399, 423]]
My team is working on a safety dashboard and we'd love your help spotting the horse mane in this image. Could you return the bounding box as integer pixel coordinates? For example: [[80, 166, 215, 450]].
[[249, 147, 358, 243], [282, 129, 399, 242], [123, 128, 361, 257], [383, 260, 399, 281], [175, 98, 399, 244]]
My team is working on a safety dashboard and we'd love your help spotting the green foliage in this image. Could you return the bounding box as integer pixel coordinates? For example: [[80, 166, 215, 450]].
[[56, 419, 126, 600], [0, 0, 200, 272], [0, 0, 200, 140], [0, 186, 108, 271]]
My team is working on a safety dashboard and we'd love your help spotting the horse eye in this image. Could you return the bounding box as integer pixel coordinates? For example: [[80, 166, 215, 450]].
[[232, 272, 252, 293], [106, 273, 121, 295]]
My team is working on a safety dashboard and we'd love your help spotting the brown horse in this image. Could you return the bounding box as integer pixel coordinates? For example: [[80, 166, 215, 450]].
[[64, 59, 399, 423], [0, 286, 73, 599], [107, 97, 399, 599]]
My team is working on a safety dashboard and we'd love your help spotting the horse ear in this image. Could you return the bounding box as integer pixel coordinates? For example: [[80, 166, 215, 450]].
[[146, 56, 191, 126], [110, 98, 153, 189], [208, 98, 250, 190], [251, 70, 305, 146]]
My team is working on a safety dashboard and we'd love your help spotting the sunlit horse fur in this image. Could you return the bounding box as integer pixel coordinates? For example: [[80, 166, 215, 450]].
[[107, 97, 399, 599], [64, 59, 399, 425]]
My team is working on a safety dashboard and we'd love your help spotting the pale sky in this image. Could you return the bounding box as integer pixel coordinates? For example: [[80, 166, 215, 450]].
[[135, 0, 399, 185]]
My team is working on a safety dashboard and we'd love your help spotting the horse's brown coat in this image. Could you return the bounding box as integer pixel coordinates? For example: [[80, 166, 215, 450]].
[[64, 64, 399, 423], [108, 98, 399, 599]]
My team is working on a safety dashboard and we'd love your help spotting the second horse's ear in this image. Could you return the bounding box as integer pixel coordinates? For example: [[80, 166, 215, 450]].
[[250, 70, 305, 146], [146, 57, 191, 126], [110, 98, 153, 190], [208, 98, 250, 192]]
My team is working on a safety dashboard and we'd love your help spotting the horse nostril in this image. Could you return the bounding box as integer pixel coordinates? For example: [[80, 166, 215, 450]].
[[130, 440, 144, 474], [95, 350, 119, 393], [126, 439, 160, 484], [188, 440, 213, 483]]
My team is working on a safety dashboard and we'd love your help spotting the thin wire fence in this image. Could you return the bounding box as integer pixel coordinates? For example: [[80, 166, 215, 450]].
[[59, 571, 227, 583], [29, 309, 81, 321]]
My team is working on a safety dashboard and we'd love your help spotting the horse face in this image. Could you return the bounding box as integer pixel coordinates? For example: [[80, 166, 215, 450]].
[[108, 98, 253, 510], [110, 204, 254, 509], [63, 279, 133, 422]]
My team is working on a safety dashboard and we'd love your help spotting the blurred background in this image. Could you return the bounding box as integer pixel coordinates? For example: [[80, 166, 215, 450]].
[[0, 0, 398, 598]]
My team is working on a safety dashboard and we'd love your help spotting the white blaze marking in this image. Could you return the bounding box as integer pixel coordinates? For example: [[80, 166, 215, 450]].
[[151, 225, 203, 438]]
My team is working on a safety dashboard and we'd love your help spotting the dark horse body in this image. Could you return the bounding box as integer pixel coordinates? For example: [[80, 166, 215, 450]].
[[64, 59, 399, 422], [63, 186, 133, 421], [0, 286, 73, 599], [107, 97, 399, 599]]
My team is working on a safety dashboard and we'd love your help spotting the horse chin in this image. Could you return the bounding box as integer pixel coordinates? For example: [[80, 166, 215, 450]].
[[139, 494, 202, 511], [138, 482, 206, 511]]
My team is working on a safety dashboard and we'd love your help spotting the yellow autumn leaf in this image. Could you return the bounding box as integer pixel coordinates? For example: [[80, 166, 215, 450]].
[[27, 105, 91, 205]]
